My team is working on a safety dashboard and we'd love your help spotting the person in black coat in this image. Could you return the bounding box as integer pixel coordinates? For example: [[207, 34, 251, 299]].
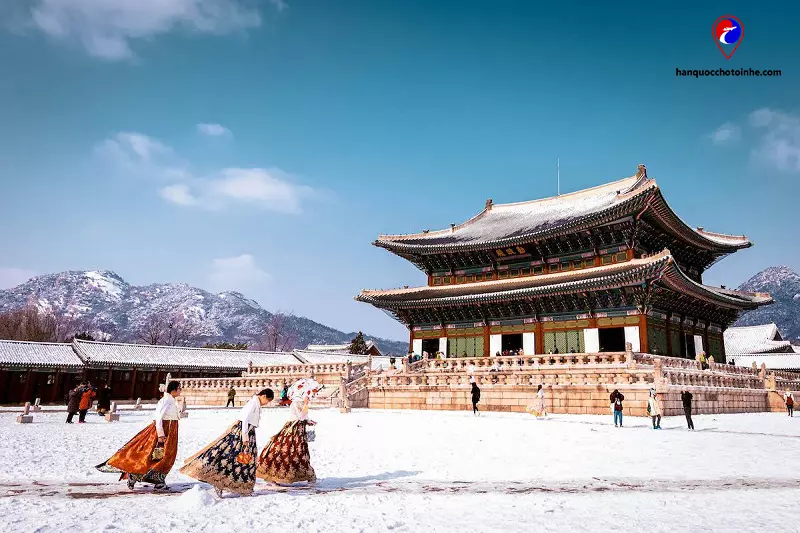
[[681, 390, 694, 430], [97, 384, 112, 415], [66, 383, 84, 423], [471, 382, 481, 416]]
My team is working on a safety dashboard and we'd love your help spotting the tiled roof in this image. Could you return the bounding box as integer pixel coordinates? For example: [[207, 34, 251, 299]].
[[306, 340, 377, 352], [375, 167, 751, 254], [73, 340, 302, 370], [0, 340, 84, 368], [731, 354, 800, 370], [357, 250, 772, 310], [294, 350, 394, 371], [724, 324, 793, 355]]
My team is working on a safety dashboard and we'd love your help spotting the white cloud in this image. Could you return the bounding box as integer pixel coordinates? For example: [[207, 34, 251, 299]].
[[26, 0, 270, 60], [748, 108, 800, 173], [710, 122, 740, 146], [0, 268, 37, 289], [197, 123, 232, 137], [159, 184, 198, 206], [95, 131, 314, 213], [208, 254, 269, 293]]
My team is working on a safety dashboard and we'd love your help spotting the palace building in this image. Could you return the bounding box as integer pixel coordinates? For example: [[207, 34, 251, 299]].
[[357, 165, 773, 360]]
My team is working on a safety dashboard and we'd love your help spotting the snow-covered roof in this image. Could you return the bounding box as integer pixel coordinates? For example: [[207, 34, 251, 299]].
[[375, 166, 751, 255], [294, 350, 369, 363], [724, 324, 793, 355], [72, 339, 302, 370], [0, 340, 84, 368], [358, 250, 771, 310], [731, 354, 800, 371], [305, 340, 381, 354]]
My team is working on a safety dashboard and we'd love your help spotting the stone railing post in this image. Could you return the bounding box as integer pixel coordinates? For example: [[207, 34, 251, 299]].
[[766, 373, 777, 392], [625, 342, 636, 369], [106, 401, 120, 422], [653, 357, 665, 392], [339, 375, 351, 413], [17, 402, 33, 424], [346, 360, 353, 381], [403, 356, 410, 374]]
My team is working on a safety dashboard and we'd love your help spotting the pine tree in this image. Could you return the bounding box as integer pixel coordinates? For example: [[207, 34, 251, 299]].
[[348, 332, 369, 355]]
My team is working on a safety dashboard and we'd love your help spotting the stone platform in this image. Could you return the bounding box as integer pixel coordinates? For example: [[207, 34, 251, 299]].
[[176, 351, 800, 417]]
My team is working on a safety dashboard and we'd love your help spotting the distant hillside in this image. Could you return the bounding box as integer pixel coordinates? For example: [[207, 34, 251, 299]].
[[735, 265, 800, 342], [0, 270, 407, 354]]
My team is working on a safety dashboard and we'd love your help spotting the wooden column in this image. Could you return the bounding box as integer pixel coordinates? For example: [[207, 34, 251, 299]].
[[535, 321, 544, 354], [483, 325, 490, 357], [153, 370, 162, 399], [50, 370, 62, 404], [638, 314, 649, 353], [408, 328, 414, 353], [21, 369, 34, 403], [129, 368, 138, 400], [665, 314, 672, 357], [702, 323, 710, 359]]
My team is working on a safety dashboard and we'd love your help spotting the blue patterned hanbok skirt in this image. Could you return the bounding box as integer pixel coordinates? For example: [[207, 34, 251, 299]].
[[179, 421, 257, 495]]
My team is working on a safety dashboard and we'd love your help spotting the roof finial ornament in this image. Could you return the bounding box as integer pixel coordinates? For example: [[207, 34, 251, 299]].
[[485, 198, 493, 210], [422, 229, 429, 234], [450, 223, 455, 231], [637, 164, 647, 178]]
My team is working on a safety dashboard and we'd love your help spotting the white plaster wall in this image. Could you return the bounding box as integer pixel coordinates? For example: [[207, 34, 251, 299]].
[[439, 337, 448, 356], [624, 326, 640, 352], [523, 332, 536, 355], [694, 335, 704, 355], [584, 328, 600, 353], [489, 334, 502, 356], [412, 339, 422, 356]]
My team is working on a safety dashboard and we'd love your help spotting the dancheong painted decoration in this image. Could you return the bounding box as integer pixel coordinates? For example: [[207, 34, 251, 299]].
[[356, 165, 772, 360]]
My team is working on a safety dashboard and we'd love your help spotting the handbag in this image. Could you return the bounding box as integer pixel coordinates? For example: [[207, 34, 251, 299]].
[[306, 427, 316, 442], [235, 452, 253, 464], [151, 444, 165, 461]]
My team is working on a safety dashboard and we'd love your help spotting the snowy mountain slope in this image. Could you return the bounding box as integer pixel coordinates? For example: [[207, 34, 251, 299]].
[[734, 265, 800, 342], [0, 270, 407, 354]]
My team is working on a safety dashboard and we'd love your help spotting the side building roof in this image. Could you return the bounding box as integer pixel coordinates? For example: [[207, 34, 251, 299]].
[[374, 166, 751, 257], [0, 340, 84, 369], [72, 339, 303, 371], [724, 323, 794, 355], [731, 354, 800, 371]]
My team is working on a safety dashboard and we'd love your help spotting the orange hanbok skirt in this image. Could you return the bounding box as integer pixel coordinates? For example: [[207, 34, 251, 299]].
[[96, 420, 179, 485]]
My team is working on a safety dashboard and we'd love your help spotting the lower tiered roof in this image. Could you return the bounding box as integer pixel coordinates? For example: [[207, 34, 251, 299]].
[[356, 249, 772, 325]]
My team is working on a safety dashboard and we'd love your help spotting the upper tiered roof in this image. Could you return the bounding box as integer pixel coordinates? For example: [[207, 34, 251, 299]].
[[724, 323, 795, 354], [374, 166, 751, 259]]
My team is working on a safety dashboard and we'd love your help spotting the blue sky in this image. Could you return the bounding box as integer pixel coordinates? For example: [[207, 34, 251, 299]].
[[0, 1, 798, 342]]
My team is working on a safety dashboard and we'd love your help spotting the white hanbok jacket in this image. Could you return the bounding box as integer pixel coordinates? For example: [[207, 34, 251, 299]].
[[153, 393, 180, 438]]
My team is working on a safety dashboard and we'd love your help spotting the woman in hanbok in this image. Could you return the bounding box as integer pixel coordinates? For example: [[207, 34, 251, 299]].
[[256, 378, 321, 484], [180, 388, 274, 497], [530, 384, 547, 418], [96, 381, 182, 490]]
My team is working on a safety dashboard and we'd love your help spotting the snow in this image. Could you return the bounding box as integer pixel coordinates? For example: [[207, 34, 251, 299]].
[[85, 271, 124, 299], [1, 408, 799, 532]]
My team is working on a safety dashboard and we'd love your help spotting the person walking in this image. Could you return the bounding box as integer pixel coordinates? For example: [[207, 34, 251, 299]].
[[471, 382, 481, 416], [181, 388, 274, 497], [97, 383, 112, 416], [66, 383, 83, 423], [681, 390, 694, 430], [785, 391, 794, 417], [257, 378, 320, 484], [610, 389, 624, 427], [529, 384, 547, 418], [78, 383, 96, 423], [226, 386, 236, 408], [648, 392, 663, 429], [96, 381, 182, 490]]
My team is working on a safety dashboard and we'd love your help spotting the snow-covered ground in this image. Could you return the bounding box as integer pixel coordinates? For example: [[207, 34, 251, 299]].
[[1, 407, 798, 532]]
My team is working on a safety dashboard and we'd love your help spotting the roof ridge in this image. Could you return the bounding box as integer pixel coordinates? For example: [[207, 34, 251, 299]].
[[73, 338, 291, 355], [377, 170, 649, 242], [0, 339, 73, 347]]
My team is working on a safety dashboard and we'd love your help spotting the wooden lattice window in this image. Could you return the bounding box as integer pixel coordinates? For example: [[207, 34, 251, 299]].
[[534, 266, 544, 275]]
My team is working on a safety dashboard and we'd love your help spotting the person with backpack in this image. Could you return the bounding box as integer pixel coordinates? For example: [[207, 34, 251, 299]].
[[471, 382, 481, 416], [610, 389, 624, 427], [681, 390, 694, 430], [785, 391, 794, 417]]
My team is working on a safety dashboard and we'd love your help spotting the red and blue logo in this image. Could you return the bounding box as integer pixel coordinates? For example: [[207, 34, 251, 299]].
[[713, 15, 743, 59]]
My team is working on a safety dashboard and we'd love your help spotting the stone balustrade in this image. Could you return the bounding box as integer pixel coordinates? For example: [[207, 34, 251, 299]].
[[411, 352, 631, 374]]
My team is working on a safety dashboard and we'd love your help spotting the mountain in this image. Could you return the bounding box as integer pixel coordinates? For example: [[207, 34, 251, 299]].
[[734, 265, 800, 341], [0, 270, 407, 354]]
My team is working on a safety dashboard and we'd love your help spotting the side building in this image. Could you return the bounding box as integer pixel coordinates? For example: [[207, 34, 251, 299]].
[[357, 165, 772, 360]]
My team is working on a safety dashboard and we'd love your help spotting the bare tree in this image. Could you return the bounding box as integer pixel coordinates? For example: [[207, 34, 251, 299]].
[[164, 314, 198, 346], [0, 306, 79, 342], [261, 311, 299, 352], [136, 313, 167, 345], [136, 312, 198, 346]]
